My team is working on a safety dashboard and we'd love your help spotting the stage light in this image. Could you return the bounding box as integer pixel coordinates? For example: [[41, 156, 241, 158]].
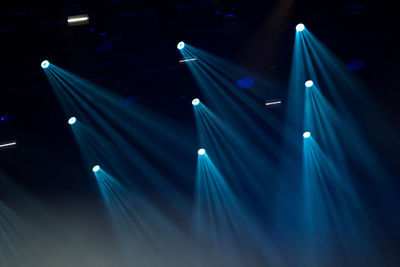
[[41, 60, 50, 69], [305, 80, 314, 87], [177, 41, 185, 50], [296, 23, 305, 32], [198, 148, 206, 155], [0, 141, 17, 150], [68, 117, 77, 125], [92, 165, 100, 172], [179, 57, 197, 63], [67, 14, 89, 26], [265, 100, 282, 106], [192, 98, 200, 106], [303, 131, 311, 138]]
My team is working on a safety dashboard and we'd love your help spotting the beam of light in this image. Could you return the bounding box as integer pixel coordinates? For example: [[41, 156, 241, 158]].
[[305, 80, 313, 87], [197, 148, 206, 155], [192, 98, 200, 106], [67, 15, 89, 25], [179, 57, 197, 63], [177, 41, 185, 50], [41, 60, 49, 69], [296, 23, 305, 32], [68, 116, 76, 125], [0, 141, 17, 149], [303, 131, 311, 138], [92, 165, 100, 172], [265, 100, 282, 106]]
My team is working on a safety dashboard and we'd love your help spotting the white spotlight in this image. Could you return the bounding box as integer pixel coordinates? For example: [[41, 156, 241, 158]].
[[296, 23, 305, 32], [41, 60, 50, 69], [303, 131, 311, 138], [177, 41, 185, 50], [198, 148, 206, 155], [192, 98, 200, 106], [68, 117, 77, 125], [92, 165, 100, 172], [305, 80, 314, 87]]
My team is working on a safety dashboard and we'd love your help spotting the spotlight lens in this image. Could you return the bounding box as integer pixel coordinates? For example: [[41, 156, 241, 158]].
[[198, 148, 206, 155], [192, 98, 200, 106], [303, 131, 311, 138], [92, 165, 100, 172], [305, 80, 314, 87], [41, 60, 50, 69], [68, 117, 77, 125], [296, 23, 305, 32], [177, 41, 185, 50]]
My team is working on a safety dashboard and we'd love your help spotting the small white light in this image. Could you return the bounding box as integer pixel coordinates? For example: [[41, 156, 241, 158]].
[[303, 131, 311, 138], [265, 100, 282, 106], [305, 80, 314, 87], [68, 117, 77, 125], [41, 60, 50, 69], [67, 14, 89, 26], [179, 58, 197, 63], [296, 23, 305, 32], [192, 98, 200, 106], [198, 148, 206, 155], [92, 165, 100, 172], [0, 141, 17, 149]]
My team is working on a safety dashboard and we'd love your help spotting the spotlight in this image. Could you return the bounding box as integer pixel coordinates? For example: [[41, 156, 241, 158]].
[[177, 41, 185, 50], [92, 165, 100, 172], [41, 60, 50, 69], [305, 80, 314, 87], [198, 148, 206, 155], [68, 117, 77, 125], [192, 98, 200, 106], [296, 23, 305, 32], [303, 131, 311, 138], [0, 141, 17, 150]]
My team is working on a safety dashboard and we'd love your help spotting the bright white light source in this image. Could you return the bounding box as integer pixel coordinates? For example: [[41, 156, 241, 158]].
[[179, 58, 197, 63], [177, 41, 185, 50], [305, 80, 314, 87], [192, 98, 200, 106], [265, 100, 282, 106], [68, 117, 77, 125], [92, 165, 100, 172], [0, 141, 17, 149], [296, 23, 305, 32], [303, 131, 311, 138], [67, 14, 89, 26], [41, 60, 50, 69], [198, 148, 206, 155]]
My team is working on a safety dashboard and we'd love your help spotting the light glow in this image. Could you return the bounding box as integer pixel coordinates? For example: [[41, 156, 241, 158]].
[[177, 41, 185, 50], [41, 60, 50, 69], [296, 23, 305, 32], [303, 131, 311, 138], [305, 80, 314, 87], [68, 117, 77, 125], [198, 148, 206, 155], [92, 165, 100, 172], [67, 14, 89, 25], [192, 98, 200, 106]]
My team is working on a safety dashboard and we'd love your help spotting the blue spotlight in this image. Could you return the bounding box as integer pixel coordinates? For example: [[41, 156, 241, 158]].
[[68, 116, 77, 125], [192, 98, 200, 106], [41, 60, 50, 69], [296, 23, 305, 32], [198, 148, 206, 155], [92, 165, 100, 172], [305, 80, 314, 87], [177, 41, 185, 50], [303, 131, 311, 138]]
